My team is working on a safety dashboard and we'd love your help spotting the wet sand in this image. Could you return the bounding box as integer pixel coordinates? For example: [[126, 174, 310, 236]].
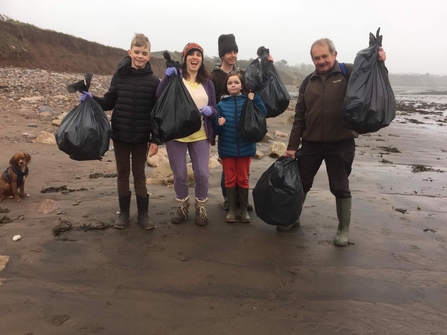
[[0, 97, 446, 334]]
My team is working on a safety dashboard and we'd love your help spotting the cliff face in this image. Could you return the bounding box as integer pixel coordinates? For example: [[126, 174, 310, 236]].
[[0, 19, 303, 86], [0, 20, 166, 77]]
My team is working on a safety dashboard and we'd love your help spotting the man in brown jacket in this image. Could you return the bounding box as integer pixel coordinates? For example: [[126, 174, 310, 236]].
[[282, 38, 386, 246]]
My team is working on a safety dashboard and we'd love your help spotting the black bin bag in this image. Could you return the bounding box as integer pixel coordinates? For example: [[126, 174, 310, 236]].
[[239, 98, 267, 143], [56, 98, 111, 161], [56, 73, 111, 161], [253, 156, 304, 226], [244, 46, 290, 118], [66, 73, 93, 93], [150, 52, 201, 143], [343, 28, 396, 134]]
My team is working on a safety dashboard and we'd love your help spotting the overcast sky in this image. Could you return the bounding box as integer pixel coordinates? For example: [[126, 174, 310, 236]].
[[1, 0, 446, 75]]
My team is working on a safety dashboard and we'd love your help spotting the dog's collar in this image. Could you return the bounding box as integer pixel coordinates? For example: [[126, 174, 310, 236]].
[[12, 165, 28, 177], [4, 166, 28, 186]]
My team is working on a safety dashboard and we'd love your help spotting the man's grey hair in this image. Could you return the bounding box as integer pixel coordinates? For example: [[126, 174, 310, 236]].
[[310, 38, 336, 56]]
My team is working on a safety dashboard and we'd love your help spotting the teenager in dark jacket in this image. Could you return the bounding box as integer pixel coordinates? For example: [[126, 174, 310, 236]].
[[80, 33, 160, 230], [215, 72, 267, 223]]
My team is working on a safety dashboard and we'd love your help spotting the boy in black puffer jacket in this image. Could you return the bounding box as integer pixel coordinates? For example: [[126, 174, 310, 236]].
[[80, 33, 160, 230]]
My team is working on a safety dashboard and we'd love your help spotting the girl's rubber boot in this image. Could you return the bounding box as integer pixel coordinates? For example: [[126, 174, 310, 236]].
[[225, 188, 237, 223], [238, 187, 251, 223]]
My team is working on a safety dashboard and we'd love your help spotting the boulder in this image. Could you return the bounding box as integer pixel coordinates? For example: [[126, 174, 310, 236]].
[[36, 199, 60, 214], [274, 130, 288, 138], [34, 131, 56, 145], [269, 141, 286, 158], [147, 146, 168, 167], [254, 150, 265, 159]]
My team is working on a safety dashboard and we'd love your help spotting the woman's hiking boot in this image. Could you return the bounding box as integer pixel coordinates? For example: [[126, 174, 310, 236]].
[[172, 196, 189, 224], [195, 197, 208, 226]]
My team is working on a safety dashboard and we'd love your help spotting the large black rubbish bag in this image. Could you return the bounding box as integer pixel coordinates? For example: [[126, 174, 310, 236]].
[[56, 97, 111, 161], [244, 46, 290, 118], [239, 98, 267, 142], [66, 73, 93, 93], [343, 28, 396, 134], [253, 156, 304, 226], [259, 63, 291, 118], [244, 55, 266, 92], [150, 52, 201, 143]]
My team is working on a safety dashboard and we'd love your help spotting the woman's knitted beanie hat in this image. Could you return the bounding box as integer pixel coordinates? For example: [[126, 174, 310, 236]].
[[182, 42, 204, 59]]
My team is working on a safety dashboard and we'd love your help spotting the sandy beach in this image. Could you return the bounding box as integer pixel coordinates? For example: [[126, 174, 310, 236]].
[[0, 70, 447, 334]]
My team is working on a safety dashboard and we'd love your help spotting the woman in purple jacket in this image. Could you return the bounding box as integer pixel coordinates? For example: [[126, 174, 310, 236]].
[[156, 42, 217, 226]]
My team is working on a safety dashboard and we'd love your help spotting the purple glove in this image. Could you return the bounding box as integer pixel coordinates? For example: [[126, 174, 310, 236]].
[[79, 91, 93, 102], [200, 106, 212, 117], [165, 67, 177, 76]]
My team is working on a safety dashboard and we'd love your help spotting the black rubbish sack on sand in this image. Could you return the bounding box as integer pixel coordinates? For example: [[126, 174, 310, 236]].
[[239, 98, 267, 143], [55, 97, 111, 161], [150, 52, 201, 143], [244, 46, 290, 118], [253, 156, 304, 226], [343, 28, 396, 134]]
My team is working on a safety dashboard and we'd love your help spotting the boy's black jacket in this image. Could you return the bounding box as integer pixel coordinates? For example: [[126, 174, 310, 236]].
[[94, 56, 160, 144]]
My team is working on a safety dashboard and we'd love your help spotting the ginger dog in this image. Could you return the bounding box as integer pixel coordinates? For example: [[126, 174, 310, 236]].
[[0, 152, 31, 202]]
